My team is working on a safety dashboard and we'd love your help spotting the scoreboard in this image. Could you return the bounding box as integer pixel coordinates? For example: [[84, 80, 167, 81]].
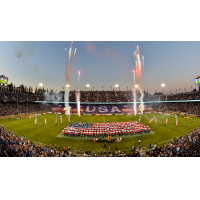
[[0, 75, 8, 85]]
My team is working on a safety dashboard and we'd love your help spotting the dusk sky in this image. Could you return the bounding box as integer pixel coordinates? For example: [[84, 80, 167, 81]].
[[0, 41, 200, 94]]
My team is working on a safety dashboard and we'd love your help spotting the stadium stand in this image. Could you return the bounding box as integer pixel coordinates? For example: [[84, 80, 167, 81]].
[[146, 128, 200, 157], [0, 103, 46, 116], [1, 89, 200, 116]]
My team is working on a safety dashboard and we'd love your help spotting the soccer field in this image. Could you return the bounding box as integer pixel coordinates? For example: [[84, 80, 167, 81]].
[[1, 113, 200, 154]]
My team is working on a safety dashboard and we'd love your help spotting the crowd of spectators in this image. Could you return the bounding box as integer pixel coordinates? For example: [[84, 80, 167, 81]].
[[0, 126, 72, 157], [0, 103, 47, 116], [0, 90, 44, 102], [67, 90, 133, 102], [151, 102, 200, 115], [146, 127, 200, 157], [1, 89, 200, 116], [1, 88, 200, 103]]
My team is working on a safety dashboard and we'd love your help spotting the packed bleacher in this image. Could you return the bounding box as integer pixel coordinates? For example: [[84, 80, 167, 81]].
[[0, 90, 44, 102], [0, 126, 71, 157], [1, 88, 200, 116], [146, 127, 200, 157], [0, 102, 47, 116], [151, 102, 200, 115], [2, 87, 200, 103]]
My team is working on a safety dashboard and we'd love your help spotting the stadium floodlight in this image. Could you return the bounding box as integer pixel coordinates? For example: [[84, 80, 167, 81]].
[[39, 83, 43, 94], [161, 83, 165, 94], [135, 85, 138, 88], [115, 84, 119, 91], [86, 84, 90, 91], [66, 84, 70, 88]]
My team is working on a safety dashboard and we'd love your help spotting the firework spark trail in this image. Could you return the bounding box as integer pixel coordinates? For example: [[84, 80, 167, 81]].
[[64, 42, 77, 119], [133, 45, 144, 115], [76, 71, 81, 117]]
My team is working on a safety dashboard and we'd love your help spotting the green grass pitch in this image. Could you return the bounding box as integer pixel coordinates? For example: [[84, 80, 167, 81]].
[[1, 113, 200, 154]]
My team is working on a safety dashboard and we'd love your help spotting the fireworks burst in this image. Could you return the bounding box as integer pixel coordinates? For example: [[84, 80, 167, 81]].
[[64, 42, 78, 120], [133, 45, 144, 115]]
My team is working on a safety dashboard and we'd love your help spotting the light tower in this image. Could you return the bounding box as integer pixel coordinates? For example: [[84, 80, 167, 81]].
[[161, 84, 165, 94]]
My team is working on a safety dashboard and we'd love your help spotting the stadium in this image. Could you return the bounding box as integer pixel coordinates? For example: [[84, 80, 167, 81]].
[[2, 4, 200, 200], [1, 41, 200, 157], [1, 76, 200, 157]]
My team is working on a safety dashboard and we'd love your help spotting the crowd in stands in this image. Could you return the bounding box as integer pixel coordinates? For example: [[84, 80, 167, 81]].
[[0, 90, 44, 102], [0, 103, 47, 116], [146, 127, 200, 157], [0, 126, 71, 157], [1, 88, 200, 116], [151, 102, 200, 115], [1, 87, 200, 103]]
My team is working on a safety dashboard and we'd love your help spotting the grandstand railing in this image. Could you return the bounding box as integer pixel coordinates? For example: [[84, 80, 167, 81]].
[[35, 100, 200, 104]]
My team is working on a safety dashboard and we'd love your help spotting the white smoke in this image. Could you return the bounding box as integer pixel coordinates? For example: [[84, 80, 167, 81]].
[[75, 91, 81, 117], [139, 90, 144, 115], [44, 91, 63, 103], [132, 89, 137, 116]]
